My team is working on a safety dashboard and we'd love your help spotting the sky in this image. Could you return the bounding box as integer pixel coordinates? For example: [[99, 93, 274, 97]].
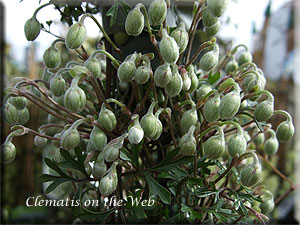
[[2, 0, 292, 65]]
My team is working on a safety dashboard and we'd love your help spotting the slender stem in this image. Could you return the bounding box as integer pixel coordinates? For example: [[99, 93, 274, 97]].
[[33, 3, 52, 17], [273, 110, 293, 122], [81, 13, 122, 58], [137, 4, 152, 36], [214, 156, 238, 184], [185, 41, 212, 69], [90, 49, 120, 67]]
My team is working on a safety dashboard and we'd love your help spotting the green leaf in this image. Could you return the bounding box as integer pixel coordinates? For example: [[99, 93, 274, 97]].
[[119, 0, 132, 16], [120, 148, 133, 163], [106, 0, 119, 27], [131, 141, 143, 169], [144, 172, 171, 205], [39, 174, 60, 182], [150, 155, 193, 171], [44, 158, 69, 178], [208, 71, 220, 85], [59, 148, 87, 177], [46, 177, 70, 194]]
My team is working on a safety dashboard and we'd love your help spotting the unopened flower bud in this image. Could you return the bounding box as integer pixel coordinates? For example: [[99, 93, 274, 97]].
[[66, 22, 87, 49]]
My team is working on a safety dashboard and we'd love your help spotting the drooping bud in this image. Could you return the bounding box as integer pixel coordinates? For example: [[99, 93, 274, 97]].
[[17, 107, 30, 125], [264, 129, 279, 156], [134, 60, 152, 84], [165, 65, 183, 97], [160, 29, 179, 64], [66, 22, 87, 49], [225, 59, 238, 74], [152, 110, 164, 141], [205, 20, 221, 37], [114, 31, 129, 45], [9, 96, 27, 110], [204, 126, 225, 160], [99, 162, 118, 196], [254, 100, 274, 122], [90, 126, 107, 151], [117, 53, 137, 83], [1, 134, 17, 164], [179, 125, 197, 155], [206, 0, 229, 17], [104, 133, 128, 162], [24, 16, 41, 41], [240, 158, 262, 187], [200, 51, 218, 72], [128, 114, 144, 144], [260, 190, 275, 214], [180, 104, 198, 134], [98, 103, 117, 132], [202, 6, 219, 27], [170, 22, 189, 54], [196, 84, 212, 100], [182, 69, 191, 91], [42, 68, 53, 83], [253, 131, 264, 146], [148, 0, 167, 26], [276, 121, 294, 143], [219, 89, 241, 120], [60, 119, 85, 151], [140, 101, 158, 138], [92, 152, 107, 179], [84, 57, 101, 78], [34, 135, 48, 148], [50, 74, 66, 97], [154, 63, 172, 87], [228, 126, 247, 157], [64, 77, 86, 113], [125, 5, 144, 36], [203, 91, 220, 122], [186, 65, 199, 93], [238, 51, 252, 66], [43, 45, 61, 69]]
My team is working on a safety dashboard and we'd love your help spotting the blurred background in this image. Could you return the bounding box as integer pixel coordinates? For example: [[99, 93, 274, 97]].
[[1, 0, 299, 224]]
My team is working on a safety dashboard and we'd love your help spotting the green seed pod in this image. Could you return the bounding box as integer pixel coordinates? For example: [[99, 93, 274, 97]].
[[5, 107, 17, 126], [60, 126, 80, 151], [160, 29, 179, 64], [140, 101, 158, 138], [9, 96, 27, 110], [253, 132, 264, 146], [264, 130, 279, 156], [134, 63, 152, 84], [148, 0, 167, 26], [154, 63, 172, 87], [1, 141, 16, 164], [43, 46, 61, 69], [84, 57, 101, 78], [228, 131, 247, 157], [165, 66, 183, 97], [207, 0, 229, 17], [196, 84, 212, 100], [24, 16, 41, 41], [17, 107, 30, 125], [225, 59, 238, 74], [117, 54, 137, 83], [99, 162, 118, 196], [240, 161, 262, 187], [182, 70, 191, 91], [92, 153, 107, 179], [260, 191, 274, 214], [276, 120, 294, 143], [204, 127, 225, 160], [254, 100, 274, 122], [179, 125, 197, 155], [90, 126, 107, 151], [42, 68, 53, 83], [238, 51, 252, 66], [64, 83, 86, 113], [170, 22, 189, 54], [103, 133, 127, 162], [34, 135, 47, 147], [205, 20, 221, 37], [180, 105, 198, 134], [114, 31, 129, 45], [98, 104, 117, 132], [219, 91, 240, 120], [202, 6, 219, 27], [50, 75, 66, 97], [66, 22, 87, 49], [203, 92, 220, 122], [125, 5, 144, 36], [187, 66, 199, 93], [128, 114, 144, 144], [200, 51, 218, 72]]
